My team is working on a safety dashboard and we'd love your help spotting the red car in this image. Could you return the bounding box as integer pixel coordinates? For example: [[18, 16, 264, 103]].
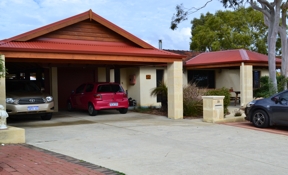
[[67, 82, 129, 116]]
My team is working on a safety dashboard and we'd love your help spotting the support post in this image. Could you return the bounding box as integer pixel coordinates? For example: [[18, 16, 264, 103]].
[[0, 55, 5, 108], [240, 63, 253, 106], [50, 67, 58, 112], [167, 61, 183, 119]]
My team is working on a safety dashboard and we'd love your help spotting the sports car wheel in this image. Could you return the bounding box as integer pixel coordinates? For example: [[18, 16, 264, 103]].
[[252, 110, 269, 128], [88, 103, 97, 116], [119, 108, 128, 114]]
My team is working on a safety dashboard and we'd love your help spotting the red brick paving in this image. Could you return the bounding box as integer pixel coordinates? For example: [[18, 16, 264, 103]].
[[222, 121, 288, 136], [0, 144, 120, 175]]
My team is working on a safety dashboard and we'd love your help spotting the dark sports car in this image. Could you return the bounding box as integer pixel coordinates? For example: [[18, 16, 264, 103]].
[[245, 90, 288, 128]]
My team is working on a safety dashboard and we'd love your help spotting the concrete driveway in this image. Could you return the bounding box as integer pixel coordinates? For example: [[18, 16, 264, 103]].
[[7, 110, 288, 175]]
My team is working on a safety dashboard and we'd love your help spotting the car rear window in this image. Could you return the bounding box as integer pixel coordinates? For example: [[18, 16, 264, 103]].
[[97, 84, 123, 93]]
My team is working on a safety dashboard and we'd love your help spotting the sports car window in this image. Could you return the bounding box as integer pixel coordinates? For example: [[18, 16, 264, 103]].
[[76, 84, 86, 94], [85, 84, 94, 92]]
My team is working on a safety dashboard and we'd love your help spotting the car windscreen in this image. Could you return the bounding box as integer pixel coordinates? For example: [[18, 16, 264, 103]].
[[6, 81, 41, 92], [97, 84, 123, 93]]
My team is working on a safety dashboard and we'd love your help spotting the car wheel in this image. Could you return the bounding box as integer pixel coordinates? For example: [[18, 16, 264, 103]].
[[41, 113, 52, 120], [119, 108, 128, 114], [67, 101, 73, 111], [88, 103, 97, 116], [252, 110, 269, 128]]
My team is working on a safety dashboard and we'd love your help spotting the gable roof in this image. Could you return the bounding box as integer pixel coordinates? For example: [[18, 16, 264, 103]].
[[185, 49, 281, 68], [1, 9, 152, 49], [0, 10, 184, 60]]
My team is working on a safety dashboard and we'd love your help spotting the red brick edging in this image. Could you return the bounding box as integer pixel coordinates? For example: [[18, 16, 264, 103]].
[[0, 144, 121, 175]]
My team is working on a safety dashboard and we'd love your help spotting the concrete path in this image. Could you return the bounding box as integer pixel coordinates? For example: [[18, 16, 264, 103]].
[[7, 110, 288, 175]]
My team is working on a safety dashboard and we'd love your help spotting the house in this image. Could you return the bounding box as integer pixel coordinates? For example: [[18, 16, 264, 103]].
[[0, 10, 281, 120], [0, 10, 185, 119], [183, 49, 281, 106]]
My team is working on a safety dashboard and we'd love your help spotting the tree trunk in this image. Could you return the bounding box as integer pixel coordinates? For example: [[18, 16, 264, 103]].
[[267, 24, 278, 93], [279, 27, 288, 90], [253, 0, 281, 93], [279, 4, 288, 90]]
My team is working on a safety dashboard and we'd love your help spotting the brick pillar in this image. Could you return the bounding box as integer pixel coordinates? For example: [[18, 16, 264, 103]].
[[240, 62, 253, 106], [0, 55, 5, 108], [167, 61, 183, 119]]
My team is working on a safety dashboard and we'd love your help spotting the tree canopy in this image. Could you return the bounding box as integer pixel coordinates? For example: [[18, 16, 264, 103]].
[[171, 0, 288, 91], [190, 7, 271, 54]]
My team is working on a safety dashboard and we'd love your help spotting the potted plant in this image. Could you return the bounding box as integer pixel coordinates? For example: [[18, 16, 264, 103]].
[[150, 81, 167, 112]]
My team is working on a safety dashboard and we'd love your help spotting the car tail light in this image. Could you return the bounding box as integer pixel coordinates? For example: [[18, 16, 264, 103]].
[[123, 93, 127, 98], [94, 94, 102, 100]]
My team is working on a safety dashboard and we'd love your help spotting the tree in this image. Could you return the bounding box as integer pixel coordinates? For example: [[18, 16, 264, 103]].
[[0, 57, 6, 78], [171, 0, 288, 92], [190, 7, 269, 53], [278, 2, 288, 89], [222, 0, 288, 92]]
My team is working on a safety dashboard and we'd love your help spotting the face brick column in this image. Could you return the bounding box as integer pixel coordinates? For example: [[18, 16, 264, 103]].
[[240, 62, 253, 106], [167, 61, 183, 119], [0, 55, 5, 108]]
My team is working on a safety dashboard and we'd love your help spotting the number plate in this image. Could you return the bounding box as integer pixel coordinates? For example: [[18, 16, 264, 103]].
[[109, 103, 118, 106], [28, 106, 39, 111]]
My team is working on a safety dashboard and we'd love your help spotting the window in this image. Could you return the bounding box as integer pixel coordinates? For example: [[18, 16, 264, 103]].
[[156, 69, 164, 102], [187, 70, 215, 88], [85, 84, 94, 92], [253, 70, 261, 89], [97, 84, 122, 93], [76, 84, 86, 94]]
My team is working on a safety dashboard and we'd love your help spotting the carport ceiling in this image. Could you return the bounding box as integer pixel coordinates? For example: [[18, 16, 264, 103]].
[[6, 60, 162, 73]]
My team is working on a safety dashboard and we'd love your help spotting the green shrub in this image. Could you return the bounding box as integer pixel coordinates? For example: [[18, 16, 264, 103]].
[[0, 57, 7, 78], [150, 81, 167, 112], [254, 75, 288, 98], [182, 83, 205, 117], [183, 100, 203, 116], [204, 87, 231, 115]]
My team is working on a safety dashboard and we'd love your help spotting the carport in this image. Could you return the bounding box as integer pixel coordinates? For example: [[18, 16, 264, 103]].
[[0, 10, 184, 119]]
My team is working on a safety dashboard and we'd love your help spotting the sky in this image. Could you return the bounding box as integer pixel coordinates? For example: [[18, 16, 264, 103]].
[[0, 0, 226, 50]]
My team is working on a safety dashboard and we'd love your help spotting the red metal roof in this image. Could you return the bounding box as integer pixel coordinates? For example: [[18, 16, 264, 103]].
[[164, 49, 201, 61], [0, 10, 184, 60], [0, 38, 182, 58], [185, 49, 281, 66]]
